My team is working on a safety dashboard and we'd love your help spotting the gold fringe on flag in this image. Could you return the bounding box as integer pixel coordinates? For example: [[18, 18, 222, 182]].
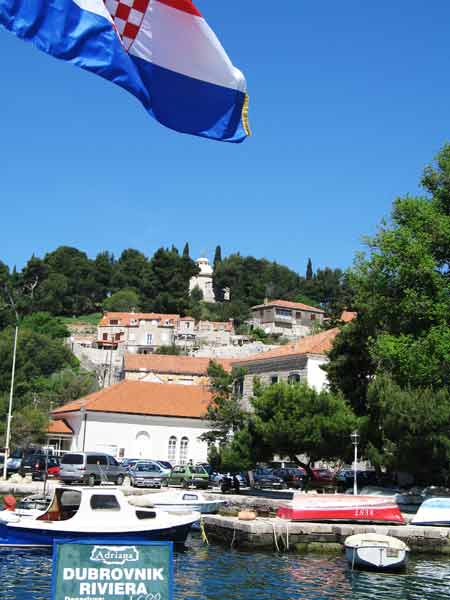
[[242, 94, 251, 137]]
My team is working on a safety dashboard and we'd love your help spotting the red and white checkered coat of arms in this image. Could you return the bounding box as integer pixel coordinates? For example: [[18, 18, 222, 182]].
[[104, 0, 150, 51]]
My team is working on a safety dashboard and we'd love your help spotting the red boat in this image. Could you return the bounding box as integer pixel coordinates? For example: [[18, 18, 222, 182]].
[[277, 494, 404, 524]]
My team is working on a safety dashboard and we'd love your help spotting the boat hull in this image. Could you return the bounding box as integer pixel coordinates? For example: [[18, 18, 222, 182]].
[[0, 522, 192, 548], [411, 498, 450, 526], [345, 546, 408, 571], [152, 502, 223, 514], [277, 494, 404, 524]]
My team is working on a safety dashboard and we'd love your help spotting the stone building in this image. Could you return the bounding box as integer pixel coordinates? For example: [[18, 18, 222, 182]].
[[96, 312, 179, 354], [248, 299, 325, 339], [231, 328, 339, 409], [123, 353, 232, 386]]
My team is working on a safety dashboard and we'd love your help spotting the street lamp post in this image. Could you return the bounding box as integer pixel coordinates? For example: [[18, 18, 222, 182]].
[[80, 407, 87, 452], [350, 430, 360, 496], [2, 323, 18, 481]]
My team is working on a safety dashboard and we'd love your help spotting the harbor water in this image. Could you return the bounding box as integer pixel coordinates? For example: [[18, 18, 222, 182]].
[[1, 534, 450, 600]]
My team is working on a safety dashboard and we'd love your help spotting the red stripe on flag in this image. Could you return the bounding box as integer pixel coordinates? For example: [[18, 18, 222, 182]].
[[155, 0, 202, 17]]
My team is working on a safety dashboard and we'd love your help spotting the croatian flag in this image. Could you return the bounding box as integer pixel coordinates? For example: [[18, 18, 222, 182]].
[[0, 0, 250, 142]]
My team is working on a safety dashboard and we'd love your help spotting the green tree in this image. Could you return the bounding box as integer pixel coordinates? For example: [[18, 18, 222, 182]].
[[306, 258, 313, 280], [212, 245, 223, 301], [327, 144, 450, 411], [93, 251, 115, 304], [111, 248, 148, 294], [142, 247, 198, 314], [201, 361, 247, 446], [102, 289, 141, 312], [20, 312, 69, 340], [154, 344, 182, 355], [32, 367, 98, 409], [366, 375, 450, 485], [41, 246, 98, 315], [213, 245, 222, 269], [251, 382, 360, 484], [182, 243, 190, 258], [0, 327, 78, 401]]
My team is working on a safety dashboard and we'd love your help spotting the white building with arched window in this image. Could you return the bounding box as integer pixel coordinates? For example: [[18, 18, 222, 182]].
[[50, 380, 213, 464]]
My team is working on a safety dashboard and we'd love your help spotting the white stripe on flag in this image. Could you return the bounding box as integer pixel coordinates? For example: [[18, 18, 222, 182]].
[[129, 0, 246, 92], [72, 0, 113, 23]]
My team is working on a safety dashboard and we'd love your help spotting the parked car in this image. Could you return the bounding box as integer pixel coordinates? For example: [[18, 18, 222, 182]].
[[120, 458, 141, 473], [31, 456, 60, 481], [58, 452, 126, 486], [335, 469, 378, 490], [195, 462, 214, 476], [272, 467, 307, 489], [155, 460, 173, 471], [167, 464, 209, 489], [8, 446, 42, 475], [209, 472, 248, 487], [129, 461, 170, 488], [253, 468, 286, 490], [310, 468, 335, 489], [20, 454, 58, 478]]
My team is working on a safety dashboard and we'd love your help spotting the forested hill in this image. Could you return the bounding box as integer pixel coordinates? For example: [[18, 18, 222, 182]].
[[0, 244, 352, 327]]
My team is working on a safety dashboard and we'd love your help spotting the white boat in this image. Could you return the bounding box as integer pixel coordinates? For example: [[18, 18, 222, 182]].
[[344, 533, 409, 571], [0, 486, 200, 548], [411, 497, 450, 526], [14, 494, 52, 518], [359, 486, 424, 513], [128, 490, 225, 514]]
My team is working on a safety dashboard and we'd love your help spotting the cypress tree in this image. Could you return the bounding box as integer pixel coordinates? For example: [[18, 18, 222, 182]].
[[306, 258, 313, 280], [213, 245, 222, 269], [182, 242, 190, 258]]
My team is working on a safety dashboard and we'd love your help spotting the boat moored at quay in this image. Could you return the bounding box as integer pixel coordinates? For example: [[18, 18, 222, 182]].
[[276, 494, 405, 523], [0, 486, 200, 548]]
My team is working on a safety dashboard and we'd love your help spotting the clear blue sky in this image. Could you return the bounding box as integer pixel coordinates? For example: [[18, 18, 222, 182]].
[[1, 1, 450, 275]]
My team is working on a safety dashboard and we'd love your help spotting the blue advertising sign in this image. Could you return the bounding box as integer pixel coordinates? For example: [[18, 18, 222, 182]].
[[51, 539, 173, 600]]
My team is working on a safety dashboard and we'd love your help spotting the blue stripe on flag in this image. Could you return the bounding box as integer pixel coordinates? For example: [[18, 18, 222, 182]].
[[131, 56, 247, 143]]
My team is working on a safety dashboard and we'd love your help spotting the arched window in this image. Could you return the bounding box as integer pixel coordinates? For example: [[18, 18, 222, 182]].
[[135, 431, 151, 458], [179, 437, 189, 465], [288, 373, 301, 384], [168, 436, 177, 462]]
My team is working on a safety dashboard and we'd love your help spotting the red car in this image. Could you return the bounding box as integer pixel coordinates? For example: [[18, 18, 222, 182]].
[[310, 468, 335, 488], [31, 456, 60, 481]]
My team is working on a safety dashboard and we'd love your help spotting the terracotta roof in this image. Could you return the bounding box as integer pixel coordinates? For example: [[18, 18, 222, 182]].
[[47, 420, 73, 435], [251, 299, 325, 313], [51, 380, 212, 419], [179, 316, 195, 321], [124, 353, 233, 375], [99, 312, 179, 327], [340, 310, 357, 323], [233, 328, 339, 365]]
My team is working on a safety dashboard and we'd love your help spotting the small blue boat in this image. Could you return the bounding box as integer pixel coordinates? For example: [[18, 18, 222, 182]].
[[411, 497, 450, 526], [0, 486, 199, 548]]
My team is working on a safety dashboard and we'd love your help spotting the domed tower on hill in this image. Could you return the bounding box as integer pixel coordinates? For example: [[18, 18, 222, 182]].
[[189, 256, 216, 303]]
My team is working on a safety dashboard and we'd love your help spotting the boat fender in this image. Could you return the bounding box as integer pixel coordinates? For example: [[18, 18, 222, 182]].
[[238, 510, 257, 521], [3, 496, 16, 511]]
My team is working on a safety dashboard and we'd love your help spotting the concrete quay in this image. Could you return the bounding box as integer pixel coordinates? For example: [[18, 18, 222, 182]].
[[202, 515, 450, 555]]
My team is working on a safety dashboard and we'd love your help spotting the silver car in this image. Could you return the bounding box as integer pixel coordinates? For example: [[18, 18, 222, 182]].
[[129, 460, 170, 488], [59, 452, 126, 486]]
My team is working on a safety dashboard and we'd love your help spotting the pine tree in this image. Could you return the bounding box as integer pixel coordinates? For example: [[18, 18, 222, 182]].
[[182, 243, 190, 258], [306, 258, 313, 280], [213, 245, 222, 269]]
